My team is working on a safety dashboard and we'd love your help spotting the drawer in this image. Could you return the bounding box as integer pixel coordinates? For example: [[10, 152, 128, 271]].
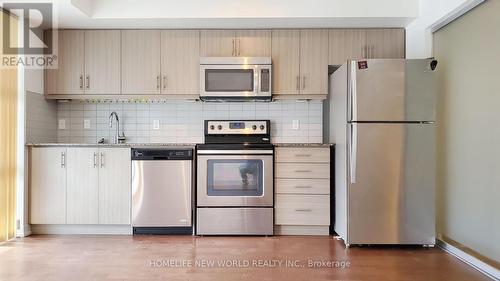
[[275, 147, 330, 163], [275, 178, 330, 195], [275, 194, 330, 226], [275, 163, 330, 179]]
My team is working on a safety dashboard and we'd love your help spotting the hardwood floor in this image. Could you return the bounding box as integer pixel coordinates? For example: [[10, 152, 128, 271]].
[[0, 235, 489, 281]]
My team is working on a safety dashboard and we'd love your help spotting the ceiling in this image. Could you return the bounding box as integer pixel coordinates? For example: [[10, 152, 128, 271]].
[[2, 0, 420, 29]]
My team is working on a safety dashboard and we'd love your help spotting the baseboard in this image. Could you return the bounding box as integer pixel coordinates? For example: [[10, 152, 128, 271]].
[[31, 224, 132, 235], [437, 239, 500, 280]]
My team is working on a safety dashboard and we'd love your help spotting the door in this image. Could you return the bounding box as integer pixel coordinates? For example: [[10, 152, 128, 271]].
[[45, 30, 84, 95], [200, 30, 235, 57], [329, 29, 367, 65], [121, 30, 161, 94], [349, 59, 437, 122], [84, 30, 121, 95], [366, 29, 405, 59], [98, 148, 131, 224], [30, 148, 67, 224], [197, 154, 273, 207], [235, 30, 271, 57], [132, 160, 192, 227], [66, 148, 99, 224], [347, 123, 435, 245], [271, 30, 300, 95], [299, 29, 329, 95], [161, 30, 200, 95]]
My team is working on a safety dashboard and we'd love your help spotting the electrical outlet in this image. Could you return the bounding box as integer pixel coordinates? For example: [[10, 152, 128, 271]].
[[292, 120, 300, 130], [153, 119, 160, 130], [84, 119, 91, 129], [58, 119, 66, 130]]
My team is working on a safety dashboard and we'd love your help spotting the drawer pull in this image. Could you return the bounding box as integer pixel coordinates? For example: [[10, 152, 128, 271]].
[[294, 154, 311, 157], [295, 208, 312, 212], [294, 170, 311, 173], [295, 185, 312, 189]]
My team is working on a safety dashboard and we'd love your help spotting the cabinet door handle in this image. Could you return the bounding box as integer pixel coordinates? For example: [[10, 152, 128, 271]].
[[232, 39, 235, 56], [79, 75, 83, 90], [100, 152, 104, 168], [302, 76, 306, 90], [156, 75, 160, 90], [294, 170, 311, 173], [237, 38, 241, 56], [61, 152, 66, 168], [370, 45, 375, 59], [362, 46, 366, 58], [296, 75, 300, 91], [294, 154, 311, 157], [295, 208, 312, 212], [93, 152, 98, 168], [163, 75, 166, 90], [86, 75, 90, 89], [294, 186, 312, 189]]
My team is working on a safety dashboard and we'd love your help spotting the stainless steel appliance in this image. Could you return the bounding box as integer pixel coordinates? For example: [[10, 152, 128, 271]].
[[196, 120, 274, 235], [199, 57, 272, 101], [131, 148, 193, 235], [328, 59, 438, 247]]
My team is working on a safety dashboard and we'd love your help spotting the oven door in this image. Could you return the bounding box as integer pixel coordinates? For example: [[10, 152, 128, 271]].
[[200, 65, 271, 100], [197, 153, 273, 207]]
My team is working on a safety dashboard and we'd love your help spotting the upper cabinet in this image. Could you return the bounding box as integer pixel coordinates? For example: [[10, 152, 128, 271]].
[[200, 30, 271, 57], [272, 29, 329, 96], [328, 28, 405, 65], [121, 30, 161, 95], [160, 30, 200, 95], [45, 30, 85, 95]]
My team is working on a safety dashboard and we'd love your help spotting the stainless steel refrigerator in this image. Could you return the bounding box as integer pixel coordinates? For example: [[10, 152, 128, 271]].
[[328, 59, 438, 247]]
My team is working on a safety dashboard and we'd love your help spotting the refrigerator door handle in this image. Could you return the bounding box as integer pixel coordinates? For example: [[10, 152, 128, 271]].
[[350, 123, 358, 184], [350, 61, 358, 122]]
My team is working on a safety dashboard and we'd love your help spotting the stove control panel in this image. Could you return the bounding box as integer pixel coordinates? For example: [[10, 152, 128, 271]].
[[206, 120, 269, 135]]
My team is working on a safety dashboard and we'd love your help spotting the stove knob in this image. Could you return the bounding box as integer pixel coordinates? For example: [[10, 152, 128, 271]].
[[252, 125, 257, 130], [217, 125, 222, 130], [210, 125, 215, 130], [260, 125, 265, 131]]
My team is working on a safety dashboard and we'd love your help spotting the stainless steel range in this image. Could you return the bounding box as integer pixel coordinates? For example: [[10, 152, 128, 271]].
[[196, 120, 274, 235]]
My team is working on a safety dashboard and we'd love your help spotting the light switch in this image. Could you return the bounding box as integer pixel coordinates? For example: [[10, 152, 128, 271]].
[[292, 120, 300, 130], [58, 119, 66, 130], [84, 119, 91, 129], [153, 119, 160, 130]]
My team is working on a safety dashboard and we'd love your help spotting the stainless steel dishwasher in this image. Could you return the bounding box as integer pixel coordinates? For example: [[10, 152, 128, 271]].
[[131, 148, 193, 235]]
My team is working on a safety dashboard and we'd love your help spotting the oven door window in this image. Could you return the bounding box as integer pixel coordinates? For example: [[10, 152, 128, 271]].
[[207, 159, 263, 196], [205, 69, 254, 92]]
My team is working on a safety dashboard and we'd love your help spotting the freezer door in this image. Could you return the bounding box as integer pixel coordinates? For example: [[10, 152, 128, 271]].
[[347, 123, 435, 245], [349, 59, 437, 122]]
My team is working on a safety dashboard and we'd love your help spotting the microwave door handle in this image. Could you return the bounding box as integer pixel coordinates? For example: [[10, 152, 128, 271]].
[[254, 68, 259, 94]]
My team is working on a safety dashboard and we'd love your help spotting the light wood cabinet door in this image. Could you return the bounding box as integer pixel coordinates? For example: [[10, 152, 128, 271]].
[[271, 30, 301, 95], [84, 30, 121, 95], [66, 148, 99, 224], [45, 30, 84, 95], [299, 29, 329, 95], [200, 30, 235, 57], [98, 148, 131, 225], [235, 30, 271, 57], [329, 29, 367, 65], [161, 30, 200, 95], [366, 29, 405, 59], [121, 30, 161, 95], [30, 148, 67, 224]]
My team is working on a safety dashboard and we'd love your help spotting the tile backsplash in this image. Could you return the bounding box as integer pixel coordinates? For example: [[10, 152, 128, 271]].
[[57, 100, 323, 144], [26, 91, 58, 143]]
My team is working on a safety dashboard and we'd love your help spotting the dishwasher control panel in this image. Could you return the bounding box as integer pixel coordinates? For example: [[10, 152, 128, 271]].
[[132, 148, 193, 160]]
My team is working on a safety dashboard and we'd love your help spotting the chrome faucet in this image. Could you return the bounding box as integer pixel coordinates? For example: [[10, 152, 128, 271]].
[[109, 111, 126, 144]]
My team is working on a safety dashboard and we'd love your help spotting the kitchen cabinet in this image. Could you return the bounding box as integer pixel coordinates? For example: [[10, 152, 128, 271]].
[[30, 147, 131, 226], [329, 29, 367, 65], [66, 148, 99, 224], [200, 30, 271, 57], [30, 147, 67, 224], [160, 30, 200, 95], [272, 30, 328, 96], [121, 30, 161, 95], [45, 30, 85, 95], [84, 30, 121, 95], [98, 148, 131, 224], [274, 147, 331, 235], [366, 29, 405, 59]]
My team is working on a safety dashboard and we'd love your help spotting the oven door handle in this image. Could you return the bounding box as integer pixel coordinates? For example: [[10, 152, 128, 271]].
[[196, 150, 274, 155]]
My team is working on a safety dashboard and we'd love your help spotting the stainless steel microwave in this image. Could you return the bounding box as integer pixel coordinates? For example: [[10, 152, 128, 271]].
[[199, 57, 272, 101]]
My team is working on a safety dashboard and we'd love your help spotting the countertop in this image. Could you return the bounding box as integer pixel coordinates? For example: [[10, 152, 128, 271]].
[[26, 143, 334, 148], [273, 143, 333, 147]]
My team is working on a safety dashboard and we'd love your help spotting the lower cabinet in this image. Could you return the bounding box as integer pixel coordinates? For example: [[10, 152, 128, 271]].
[[30, 147, 131, 225], [274, 147, 331, 235]]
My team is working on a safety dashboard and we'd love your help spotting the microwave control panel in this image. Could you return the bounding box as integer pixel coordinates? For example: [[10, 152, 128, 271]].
[[260, 69, 270, 92]]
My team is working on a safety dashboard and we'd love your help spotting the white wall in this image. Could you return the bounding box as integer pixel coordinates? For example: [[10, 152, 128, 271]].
[[406, 0, 485, 59]]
